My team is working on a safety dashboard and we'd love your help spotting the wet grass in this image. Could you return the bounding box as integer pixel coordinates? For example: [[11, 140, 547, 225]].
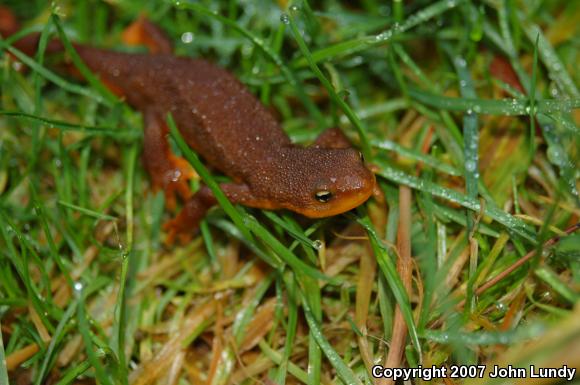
[[0, 0, 579, 384]]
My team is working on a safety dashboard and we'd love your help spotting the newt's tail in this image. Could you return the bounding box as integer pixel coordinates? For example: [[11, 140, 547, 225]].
[[0, 6, 65, 57], [1, 7, 171, 57], [0, 6, 18, 38], [1, 7, 175, 102]]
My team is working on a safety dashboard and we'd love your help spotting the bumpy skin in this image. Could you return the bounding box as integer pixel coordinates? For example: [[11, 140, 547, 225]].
[[8, 20, 376, 240]]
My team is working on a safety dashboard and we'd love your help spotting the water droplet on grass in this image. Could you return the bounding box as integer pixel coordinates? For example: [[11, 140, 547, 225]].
[[465, 160, 477, 172], [181, 32, 194, 43]]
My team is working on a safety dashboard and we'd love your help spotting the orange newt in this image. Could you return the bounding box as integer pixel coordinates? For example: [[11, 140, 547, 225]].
[[2, 15, 376, 239]]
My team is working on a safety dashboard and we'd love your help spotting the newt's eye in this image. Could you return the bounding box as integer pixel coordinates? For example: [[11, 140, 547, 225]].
[[315, 190, 333, 203]]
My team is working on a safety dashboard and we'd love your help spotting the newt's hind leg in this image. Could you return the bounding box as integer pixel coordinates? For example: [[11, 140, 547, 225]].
[[143, 110, 195, 210], [122, 14, 172, 54]]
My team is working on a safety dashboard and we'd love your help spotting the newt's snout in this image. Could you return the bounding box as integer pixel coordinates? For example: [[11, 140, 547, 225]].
[[300, 165, 376, 218]]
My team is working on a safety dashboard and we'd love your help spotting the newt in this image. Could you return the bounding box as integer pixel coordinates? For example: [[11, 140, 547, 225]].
[[2, 14, 376, 240]]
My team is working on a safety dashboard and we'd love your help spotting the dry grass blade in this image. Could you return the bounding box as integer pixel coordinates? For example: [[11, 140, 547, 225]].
[[379, 186, 413, 385], [457, 222, 580, 308]]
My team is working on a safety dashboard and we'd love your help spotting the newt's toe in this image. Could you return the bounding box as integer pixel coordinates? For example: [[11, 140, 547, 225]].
[[151, 157, 196, 211], [163, 176, 192, 211], [163, 216, 195, 246]]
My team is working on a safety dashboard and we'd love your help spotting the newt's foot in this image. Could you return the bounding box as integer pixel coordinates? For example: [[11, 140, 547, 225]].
[[161, 186, 214, 245], [151, 156, 196, 211], [162, 216, 195, 246]]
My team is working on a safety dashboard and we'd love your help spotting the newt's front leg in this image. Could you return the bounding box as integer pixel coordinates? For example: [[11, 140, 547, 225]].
[[163, 183, 268, 244], [122, 15, 172, 54], [143, 109, 195, 210], [312, 127, 353, 149]]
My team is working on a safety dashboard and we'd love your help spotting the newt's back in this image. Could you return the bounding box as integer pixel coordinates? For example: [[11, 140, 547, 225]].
[[76, 47, 292, 179]]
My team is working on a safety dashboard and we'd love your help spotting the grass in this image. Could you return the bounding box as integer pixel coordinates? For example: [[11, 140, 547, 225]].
[[0, 0, 579, 384]]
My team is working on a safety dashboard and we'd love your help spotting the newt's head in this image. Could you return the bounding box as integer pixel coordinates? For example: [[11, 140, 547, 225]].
[[257, 147, 376, 218]]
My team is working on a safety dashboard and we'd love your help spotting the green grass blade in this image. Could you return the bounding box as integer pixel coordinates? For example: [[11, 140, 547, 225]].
[[0, 110, 138, 138], [110, 145, 138, 385], [358, 215, 421, 356], [300, 289, 363, 385], [408, 89, 579, 115], [0, 318, 8, 385], [0, 42, 105, 103], [50, 13, 119, 106], [243, 215, 335, 282], [57, 201, 117, 221], [374, 161, 537, 242], [522, 23, 579, 98], [75, 283, 114, 385], [423, 324, 545, 345], [372, 139, 461, 176], [166, 113, 254, 242], [29, 17, 53, 172], [274, 274, 298, 385], [534, 266, 578, 304], [287, 8, 371, 159], [34, 300, 78, 385], [292, 0, 465, 66], [263, 211, 321, 250]]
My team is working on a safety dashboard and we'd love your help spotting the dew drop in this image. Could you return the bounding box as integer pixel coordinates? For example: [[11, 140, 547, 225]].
[[290, 5, 299, 12], [181, 32, 194, 44], [312, 240, 323, 250], [375, 31, 392, 41], [280, 13, 290, 24], [465, 160, 477, 172], [74, 282, 83, 292], [546, 146, 565, 166]]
